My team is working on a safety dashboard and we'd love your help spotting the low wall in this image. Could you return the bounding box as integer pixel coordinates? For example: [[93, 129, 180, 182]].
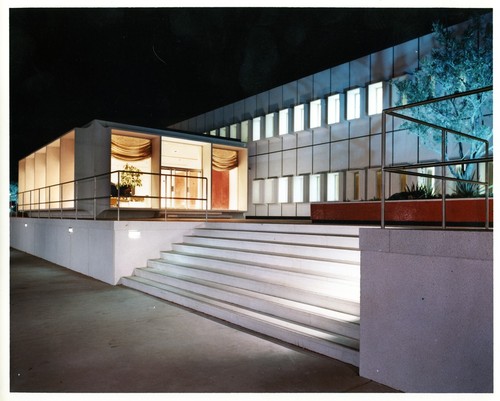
[[359, 228, 493, 392], [9, 218, 201, 284]]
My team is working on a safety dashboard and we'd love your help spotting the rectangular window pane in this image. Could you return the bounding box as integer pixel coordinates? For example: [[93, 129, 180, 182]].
[[368, 82, 384, 115], [210, 129, 217, 136], [278, 177, 289, 203], [309, 99, 322, 129], [294, 104, 305, 132], [252, 179, 263, 203], [327, 172, 340, 201], [230, 123, 239, 139], [219, 127, 228, 137], [265, 113, 275, 138], [327, 94, 340, 124], [241, 120, 249, 142], [252, 117, 261, 141], [279, 109, 289, 135], [293, 176, 304, 203], [309, 174, 322, 202], [347, 88, 361, 120], [353, 171, 360, 200], [264, 178, 277, 203]]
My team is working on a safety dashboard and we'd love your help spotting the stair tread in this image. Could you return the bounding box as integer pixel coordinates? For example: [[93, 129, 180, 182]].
[[122, 275, 359, 351], [171, 242, 359, 264], [148, 257, 360, 293], [138, 267, 360, 322], [186, 234, 360, 251]]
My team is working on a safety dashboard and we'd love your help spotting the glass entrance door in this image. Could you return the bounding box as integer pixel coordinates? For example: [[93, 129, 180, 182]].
[[161, 168, 203, 209]]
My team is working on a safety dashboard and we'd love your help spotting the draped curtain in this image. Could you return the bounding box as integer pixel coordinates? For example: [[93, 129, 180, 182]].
[[111, 135, 152, 161], [212, 148, 238, 171]]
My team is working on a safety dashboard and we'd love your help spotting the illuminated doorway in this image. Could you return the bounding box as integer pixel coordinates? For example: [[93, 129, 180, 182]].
[[161, 168, 204, 209]]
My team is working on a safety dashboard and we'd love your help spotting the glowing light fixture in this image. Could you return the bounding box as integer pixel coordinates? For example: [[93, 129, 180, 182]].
[[128, 230, 141, 239], [68, 227, 74, 233]]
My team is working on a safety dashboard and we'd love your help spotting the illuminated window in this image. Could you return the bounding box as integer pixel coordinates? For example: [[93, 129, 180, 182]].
[[294, 104, 305, 131], [327, 172, 340, 201], [230, 123, 239, 139], [241, 120, 249, 143], [309, 99, 323, 129], [293, 176, 305, 203], [346, 88, 361, 120], [252, 179, 263, 203], [279, 109, 289, 135], [376, 169, 382, 199], [278, 177, 290, 203], [309, 174, 323, 202], [264, 178, 277, 203], [418, 167, 435, 190], [265, 113, 275, 138], [368, 82, 384, 115], [252, 117, 262, 141], [210, 129, 217, 136], [219, 127, 228, 137], [353, 171, 360, 200], [327, 94, 341, 124]]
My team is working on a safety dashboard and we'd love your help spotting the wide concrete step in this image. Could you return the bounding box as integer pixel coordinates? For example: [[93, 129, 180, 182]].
[[202, 222, 362, 236], [145, 260, 360, 315], [183, 235, 360, 263], [165, 244, 360, 279], [152, 253, 358, 295], [192, 227, 360, 248], [133, 267, 360, 339], [121, 275, 360, 366]]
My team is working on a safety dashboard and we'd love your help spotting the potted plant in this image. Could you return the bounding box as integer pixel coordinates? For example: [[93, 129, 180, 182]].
[[117, 163, 143, 197]]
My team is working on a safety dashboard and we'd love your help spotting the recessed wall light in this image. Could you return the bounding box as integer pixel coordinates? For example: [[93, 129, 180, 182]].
[[128, 230, 141, 239], [68, 227, 74, 233]]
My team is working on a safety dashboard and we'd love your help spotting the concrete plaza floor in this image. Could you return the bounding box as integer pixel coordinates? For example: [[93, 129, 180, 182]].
[[9, 248, 397, 394]]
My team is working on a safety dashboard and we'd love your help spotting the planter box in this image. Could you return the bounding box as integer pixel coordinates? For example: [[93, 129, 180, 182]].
[[311, 198, 493, 226]]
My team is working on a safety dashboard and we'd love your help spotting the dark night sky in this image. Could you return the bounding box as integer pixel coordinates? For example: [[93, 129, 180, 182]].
[[9, 7, 490, 181]]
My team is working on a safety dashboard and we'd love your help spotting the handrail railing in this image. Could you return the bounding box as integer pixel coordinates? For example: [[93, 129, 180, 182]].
[[381, 86, 493, 229], [15, 170, 209, 221]]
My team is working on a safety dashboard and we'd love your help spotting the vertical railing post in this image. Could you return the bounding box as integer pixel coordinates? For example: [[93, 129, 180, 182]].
[[381, 111, 387, 228], [117, 171, 121, 222], [75, 181, 79, 220], [93, 176, 97, 220], [485, 143, 490, 229], [441, 129, 447, 229]]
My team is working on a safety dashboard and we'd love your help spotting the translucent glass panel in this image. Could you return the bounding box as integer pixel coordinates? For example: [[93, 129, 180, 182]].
[[252, 117, 262, 141], [368, 82, 384, 115], [309, 99, 323, 129], [309, 174, 323, 202], [241, 120, 250, 142], [278, 177, 290, 203], [265, 113, 275, 138], [219, 127, 228, 137], [264, 178, 277, 203], [346, 88, 361, 120], [252, 179, 264, 204], [279, 109, 289, 135], [230, 123, 239, 139], [294, 104, 305, 132], [293, 176, 305, 203], [327, 172, 341, 201], [327, 94, 341, 124], [210, 129, 217, 136]]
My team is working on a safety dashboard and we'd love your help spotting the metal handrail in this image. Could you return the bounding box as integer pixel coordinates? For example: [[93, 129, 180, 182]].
[[381, 86, 493, 229], [15, 170, 210, 221]]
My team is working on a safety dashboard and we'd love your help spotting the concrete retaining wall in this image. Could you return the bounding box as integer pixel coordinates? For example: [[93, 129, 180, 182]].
[[9, 218, 201, 284], [359, 228, 493, 392]]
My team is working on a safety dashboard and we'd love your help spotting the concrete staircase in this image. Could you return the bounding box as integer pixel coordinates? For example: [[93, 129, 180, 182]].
[[120, 222, 361, 366]]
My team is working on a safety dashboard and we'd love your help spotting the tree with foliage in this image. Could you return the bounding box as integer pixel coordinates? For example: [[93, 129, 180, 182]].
[[392, 16, 492, 196]]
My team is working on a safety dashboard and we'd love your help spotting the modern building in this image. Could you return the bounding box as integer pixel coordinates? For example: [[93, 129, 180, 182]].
[[11, 13, 493, 393]]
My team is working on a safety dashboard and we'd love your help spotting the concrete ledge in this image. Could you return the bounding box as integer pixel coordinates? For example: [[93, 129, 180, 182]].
[[359, 228, 493, 393], [10, 218, 201, 284]]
